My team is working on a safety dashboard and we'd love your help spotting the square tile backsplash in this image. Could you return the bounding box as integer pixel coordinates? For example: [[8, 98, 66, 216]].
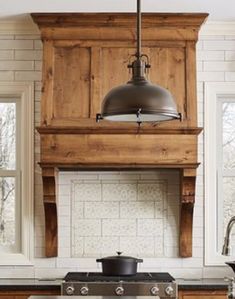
[[66, 171, 180, 258]]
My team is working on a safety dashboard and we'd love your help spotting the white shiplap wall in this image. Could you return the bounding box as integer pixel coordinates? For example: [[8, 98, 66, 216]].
[[0, 27, 234, 279]]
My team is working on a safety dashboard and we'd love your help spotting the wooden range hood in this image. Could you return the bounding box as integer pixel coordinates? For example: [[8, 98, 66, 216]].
[[32, 12, 208, 258]]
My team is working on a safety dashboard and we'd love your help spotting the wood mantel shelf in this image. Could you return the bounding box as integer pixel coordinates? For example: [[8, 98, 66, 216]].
[[32, 12, 208, 258], [37, 126, 203, 135]]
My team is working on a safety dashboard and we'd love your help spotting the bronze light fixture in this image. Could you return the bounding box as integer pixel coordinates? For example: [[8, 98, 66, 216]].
[[96, 0, 181, 125]]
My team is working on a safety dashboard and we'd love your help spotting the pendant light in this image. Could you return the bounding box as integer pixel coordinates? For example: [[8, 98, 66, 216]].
[[96, 0, 181, 125]]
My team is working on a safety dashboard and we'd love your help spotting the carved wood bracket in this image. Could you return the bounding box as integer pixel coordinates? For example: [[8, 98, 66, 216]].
[[42, 167, 58, 257], [179, 168, 196, 257]]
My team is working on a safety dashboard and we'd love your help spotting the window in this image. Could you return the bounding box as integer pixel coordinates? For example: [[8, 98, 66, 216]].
[[0, 82, 34, 265], [205, 82, 235, 265], [0, 100, 20, 254]]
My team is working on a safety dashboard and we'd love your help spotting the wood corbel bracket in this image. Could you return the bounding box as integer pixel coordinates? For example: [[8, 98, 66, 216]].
[[179, 168, 197, 257], [41, 166, 58, 257]]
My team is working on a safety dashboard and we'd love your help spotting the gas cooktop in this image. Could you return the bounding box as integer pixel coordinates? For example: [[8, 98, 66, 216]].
[[62, 272, 177, 297], [64, 272, 175, 282]]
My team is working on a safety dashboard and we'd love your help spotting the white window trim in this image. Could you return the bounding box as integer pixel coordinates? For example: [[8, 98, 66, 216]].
[[205, 82, 235, 266], [0, 82, 34, 266]]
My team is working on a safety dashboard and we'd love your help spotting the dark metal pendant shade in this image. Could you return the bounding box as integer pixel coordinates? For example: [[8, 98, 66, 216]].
[[101, 75, 179, 123], [97, 0, 180, 124]]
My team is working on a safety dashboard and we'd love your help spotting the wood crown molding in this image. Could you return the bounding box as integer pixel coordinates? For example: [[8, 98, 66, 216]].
[[31, 13, 208, 28], [0, 16, 235, 36]]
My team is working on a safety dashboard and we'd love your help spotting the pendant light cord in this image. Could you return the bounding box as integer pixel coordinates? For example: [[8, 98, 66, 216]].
[[136, 0, 141, 59]]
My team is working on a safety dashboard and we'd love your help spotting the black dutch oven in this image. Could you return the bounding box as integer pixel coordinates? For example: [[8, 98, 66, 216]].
[[96, 251, 143, 276]]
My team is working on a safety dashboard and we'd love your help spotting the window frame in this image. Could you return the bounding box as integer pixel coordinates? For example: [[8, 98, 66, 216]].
[[205, 82, 235, 265], [0, 82, 34, 265], [0, 99, 21, 254]]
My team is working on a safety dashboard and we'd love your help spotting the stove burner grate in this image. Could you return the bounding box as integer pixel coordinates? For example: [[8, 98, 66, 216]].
[[64, 272, 175, 283]]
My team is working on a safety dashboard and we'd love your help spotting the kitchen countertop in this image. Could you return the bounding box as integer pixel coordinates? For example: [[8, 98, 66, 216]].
[[0, 279, 61, 290], [177, 278, 229, 290], [0, 278, 229, 291]]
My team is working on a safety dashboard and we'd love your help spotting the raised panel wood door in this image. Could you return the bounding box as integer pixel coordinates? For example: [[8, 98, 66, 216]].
[[91, 45, 188, 127], [41, 42, 193, 127], [41, 41, 91, 126]]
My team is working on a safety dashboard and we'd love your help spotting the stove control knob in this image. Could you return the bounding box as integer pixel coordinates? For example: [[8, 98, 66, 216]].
[[165, 285, 174, 296], [66, 286, 75, 295], [80, 286, 89, 295], [115, 286, 124, 296], [151, 286, 159, 295]]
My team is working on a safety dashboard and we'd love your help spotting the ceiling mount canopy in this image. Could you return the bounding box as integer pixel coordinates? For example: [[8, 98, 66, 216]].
[[97, 0, 181, 125]]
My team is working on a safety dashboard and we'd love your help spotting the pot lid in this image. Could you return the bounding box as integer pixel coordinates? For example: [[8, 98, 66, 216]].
[[97, 251, 143, 262]]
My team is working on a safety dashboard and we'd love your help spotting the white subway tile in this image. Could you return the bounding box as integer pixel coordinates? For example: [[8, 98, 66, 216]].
[[225, 51, 235, 61], [0, 50, 14, 60], [0, 71, 14, 80], [203, 40, 235, 50], [199, 35, 224, 41], [197, 71, 224, 81], [225, 35, 235, 40], [77, 173, 99, 180], [15, 35, 40, 40], [182, 257, 204, 268], [15, 50, 42, 61], [34, 40, 43, 49], [197, 50, 224, 61], [202, 267, 232, 278], [197, 61, 203, 71], [204, 61, 235, 71], [34, 258, 56, 268], [35, 61, 42, 70], [35, 267, 72, 279], [15, 71, 41, 81], [225, 71, 235, 81], [0, 267, 35, 278], [58, 246, 71, 258], [0, 40, 33, 49], [0, 35, 14, 40], [0, 60, 34, 70]]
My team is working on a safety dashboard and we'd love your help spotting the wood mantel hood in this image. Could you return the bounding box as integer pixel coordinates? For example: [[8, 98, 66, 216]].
[[32, 12, 208, 258]]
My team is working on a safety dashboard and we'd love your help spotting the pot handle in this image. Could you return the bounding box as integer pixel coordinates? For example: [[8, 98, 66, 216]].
[[137, 259, 143, 263], [96, 259, 102, 262]]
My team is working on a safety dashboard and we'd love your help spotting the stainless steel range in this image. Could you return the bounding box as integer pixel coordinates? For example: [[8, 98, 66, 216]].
[[62, 272, 177, 298]]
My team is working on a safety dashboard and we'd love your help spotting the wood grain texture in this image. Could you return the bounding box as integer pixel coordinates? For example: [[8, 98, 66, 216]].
[[31, 13, 209, 27], [41, 134, 198, 165], [0, 289, 60, 299], [37, 126, 203, 135], [42, 167, 58, 257], [180, 168, 196, 257], [179, 290, 226, 299], [53, 46, 91, 120]]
